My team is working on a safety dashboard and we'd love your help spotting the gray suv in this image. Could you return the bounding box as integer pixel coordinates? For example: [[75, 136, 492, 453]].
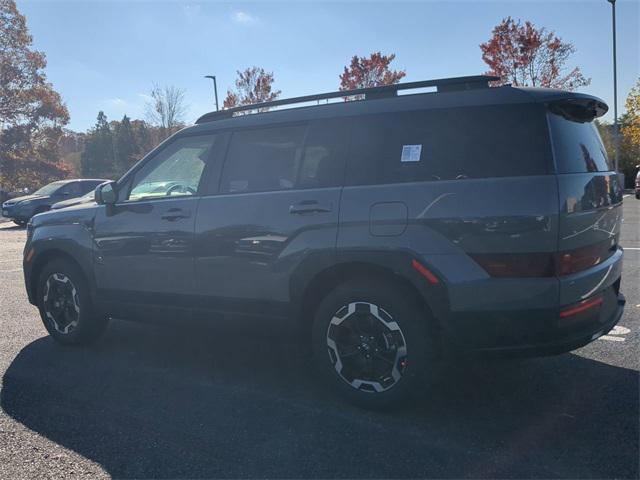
[[22, 76, 625, 408]]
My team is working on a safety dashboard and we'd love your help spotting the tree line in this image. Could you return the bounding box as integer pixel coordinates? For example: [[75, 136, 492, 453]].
[[1, 0, 638, 189]]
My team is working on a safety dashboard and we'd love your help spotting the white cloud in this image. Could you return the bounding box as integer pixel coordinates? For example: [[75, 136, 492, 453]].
[[108, 98, 128, 107], [231, 10, 257, 25]]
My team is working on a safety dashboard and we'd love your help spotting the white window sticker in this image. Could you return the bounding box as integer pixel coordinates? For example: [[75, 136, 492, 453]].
[[401, 144, 422, 162]]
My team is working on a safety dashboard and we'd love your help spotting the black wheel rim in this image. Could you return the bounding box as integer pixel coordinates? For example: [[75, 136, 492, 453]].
[[43, 273, 80, 334], [326, 302, 408, 393]]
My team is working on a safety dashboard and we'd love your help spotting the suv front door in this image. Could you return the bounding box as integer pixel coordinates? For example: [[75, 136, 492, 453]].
[[93, 133, 226, 321]]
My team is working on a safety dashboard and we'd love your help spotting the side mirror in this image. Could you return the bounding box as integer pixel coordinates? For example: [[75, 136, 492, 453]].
[[95, 181, 118, 205]]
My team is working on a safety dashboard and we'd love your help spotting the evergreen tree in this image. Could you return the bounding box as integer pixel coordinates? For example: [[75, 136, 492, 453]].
[[114, 115, 137, 175], [81, 111, 115, 178], [132, 120, 153, 161]]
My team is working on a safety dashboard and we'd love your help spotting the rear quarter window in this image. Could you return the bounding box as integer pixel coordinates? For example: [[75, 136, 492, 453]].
[[548, 113, 613, 173], [345, 104, 551, 186]]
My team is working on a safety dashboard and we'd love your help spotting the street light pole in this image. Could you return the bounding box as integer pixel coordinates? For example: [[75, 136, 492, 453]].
[[607, 0, 620, 173], [204, 75, 219, 111]]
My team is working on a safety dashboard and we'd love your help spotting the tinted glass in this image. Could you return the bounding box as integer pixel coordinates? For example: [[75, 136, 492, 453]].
[[297, 120, 348, 189], [346, 104, 550, 186], [548, 113, 613, 173], [128, 135, 218, 201], [60, 182, 82, 196], [80, 181, 100, 194], [221, 125, 306, 194]]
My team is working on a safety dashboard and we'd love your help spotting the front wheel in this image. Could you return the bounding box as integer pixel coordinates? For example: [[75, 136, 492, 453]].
[[37, 259, 108, 345], [312, 278, 439, 409]]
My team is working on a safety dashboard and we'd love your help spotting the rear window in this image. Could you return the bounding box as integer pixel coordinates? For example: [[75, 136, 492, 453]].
[[548, 112, 613, 173], [345, 104, 550, 186]]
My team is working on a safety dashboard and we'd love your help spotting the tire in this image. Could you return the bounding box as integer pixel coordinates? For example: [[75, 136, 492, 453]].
[[311, 277, 439, 409], [635, 192, 640, 200], [13, 220, 26, 227], [36, 258, 108, 345]]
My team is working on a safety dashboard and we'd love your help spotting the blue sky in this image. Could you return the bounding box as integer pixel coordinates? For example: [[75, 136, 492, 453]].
[[17, 0, 640, 131]]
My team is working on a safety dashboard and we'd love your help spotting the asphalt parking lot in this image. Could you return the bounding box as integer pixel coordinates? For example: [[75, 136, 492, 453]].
[[0, 198, 638, 479]]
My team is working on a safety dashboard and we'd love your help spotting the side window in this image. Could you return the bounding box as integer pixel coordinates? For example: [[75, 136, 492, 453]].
[[548, 113, 612, 173], [296, 120, 348, 189], [60, 182, 82, 196], [127, 135, 218, 201], [220, 125, 306, 194], [346, 105, 550, 186], [81, 182, 98, 194]]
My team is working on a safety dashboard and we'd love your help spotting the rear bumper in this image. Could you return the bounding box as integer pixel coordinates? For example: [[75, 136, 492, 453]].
[[473, 291, 625, 357]]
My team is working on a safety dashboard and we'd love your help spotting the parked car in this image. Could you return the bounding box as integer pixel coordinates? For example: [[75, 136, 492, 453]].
[[1, 179, 106, 225], [635, 168, 640, 199], [50, 190, 97, 210], [22, 76, 625, 408]]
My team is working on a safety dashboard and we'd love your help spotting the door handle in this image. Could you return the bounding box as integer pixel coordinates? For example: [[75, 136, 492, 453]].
[[161, 208, 191, 221], [289, 201, 332, 215]]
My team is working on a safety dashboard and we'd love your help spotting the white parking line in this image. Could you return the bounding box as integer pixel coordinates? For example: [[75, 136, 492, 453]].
[[599, 325, 630, 342]]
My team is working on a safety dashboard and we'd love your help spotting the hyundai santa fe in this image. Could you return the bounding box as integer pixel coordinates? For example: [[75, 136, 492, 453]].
[[22, 76, 625, 408]]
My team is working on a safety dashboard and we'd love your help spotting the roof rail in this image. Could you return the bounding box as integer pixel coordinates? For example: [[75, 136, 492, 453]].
[[195, 75, 500, 124]]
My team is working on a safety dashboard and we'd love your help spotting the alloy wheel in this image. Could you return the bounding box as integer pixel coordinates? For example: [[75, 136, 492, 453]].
[[43, 273, 80, 334], [326, 301, 408, 393]]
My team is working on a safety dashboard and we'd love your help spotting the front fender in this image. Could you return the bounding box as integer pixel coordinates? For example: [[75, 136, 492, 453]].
[[24, 219, 96, 305]]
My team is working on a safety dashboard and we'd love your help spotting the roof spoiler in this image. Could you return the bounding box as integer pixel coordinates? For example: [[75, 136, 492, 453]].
[[547, 96, 608, 123]]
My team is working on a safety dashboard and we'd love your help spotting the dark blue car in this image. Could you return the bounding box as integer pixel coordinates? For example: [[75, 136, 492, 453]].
[[1, 179, 106, 226]]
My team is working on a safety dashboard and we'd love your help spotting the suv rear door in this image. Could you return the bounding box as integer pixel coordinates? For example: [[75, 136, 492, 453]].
[[193, 119, 349, 321], [548, 101, 624, 307]]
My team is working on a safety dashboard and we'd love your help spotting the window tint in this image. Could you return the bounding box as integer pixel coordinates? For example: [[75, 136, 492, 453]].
[[128, 135, 218, 201], [345, 104, 550, 186], [80, 181, 100, 194], [297, 120, 348, 189], [60, 182, 82, 196], [548, 113, 613, 173], [221, 125, 306, 194]]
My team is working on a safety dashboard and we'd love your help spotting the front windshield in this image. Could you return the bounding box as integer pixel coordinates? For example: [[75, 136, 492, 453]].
[[33, 181, 65, 196]]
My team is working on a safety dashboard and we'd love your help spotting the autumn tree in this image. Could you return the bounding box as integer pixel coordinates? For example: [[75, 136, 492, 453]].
[[223, 67, 281, 111], [0, 0, 71, 190], [621, 78, 640, 162], [339, 52, 406, 98], [145, 84, 187, 139], [480, 17, 589, 90]]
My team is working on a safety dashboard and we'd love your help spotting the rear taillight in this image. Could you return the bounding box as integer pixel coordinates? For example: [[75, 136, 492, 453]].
[[470, 252, 555, 278], [555, 241, 614, 276], [471, 240, 615, 278]]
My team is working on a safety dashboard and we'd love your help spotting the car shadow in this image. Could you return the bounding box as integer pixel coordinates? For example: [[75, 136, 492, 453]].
[[2, 319, 638, 479]]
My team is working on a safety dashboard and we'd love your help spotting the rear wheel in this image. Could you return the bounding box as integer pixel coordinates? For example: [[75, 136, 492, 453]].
[[635, 192, 640, 200], [37, 259, 108, 345], [13, 220, 26, 227], [312, 278, 439, 409]]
